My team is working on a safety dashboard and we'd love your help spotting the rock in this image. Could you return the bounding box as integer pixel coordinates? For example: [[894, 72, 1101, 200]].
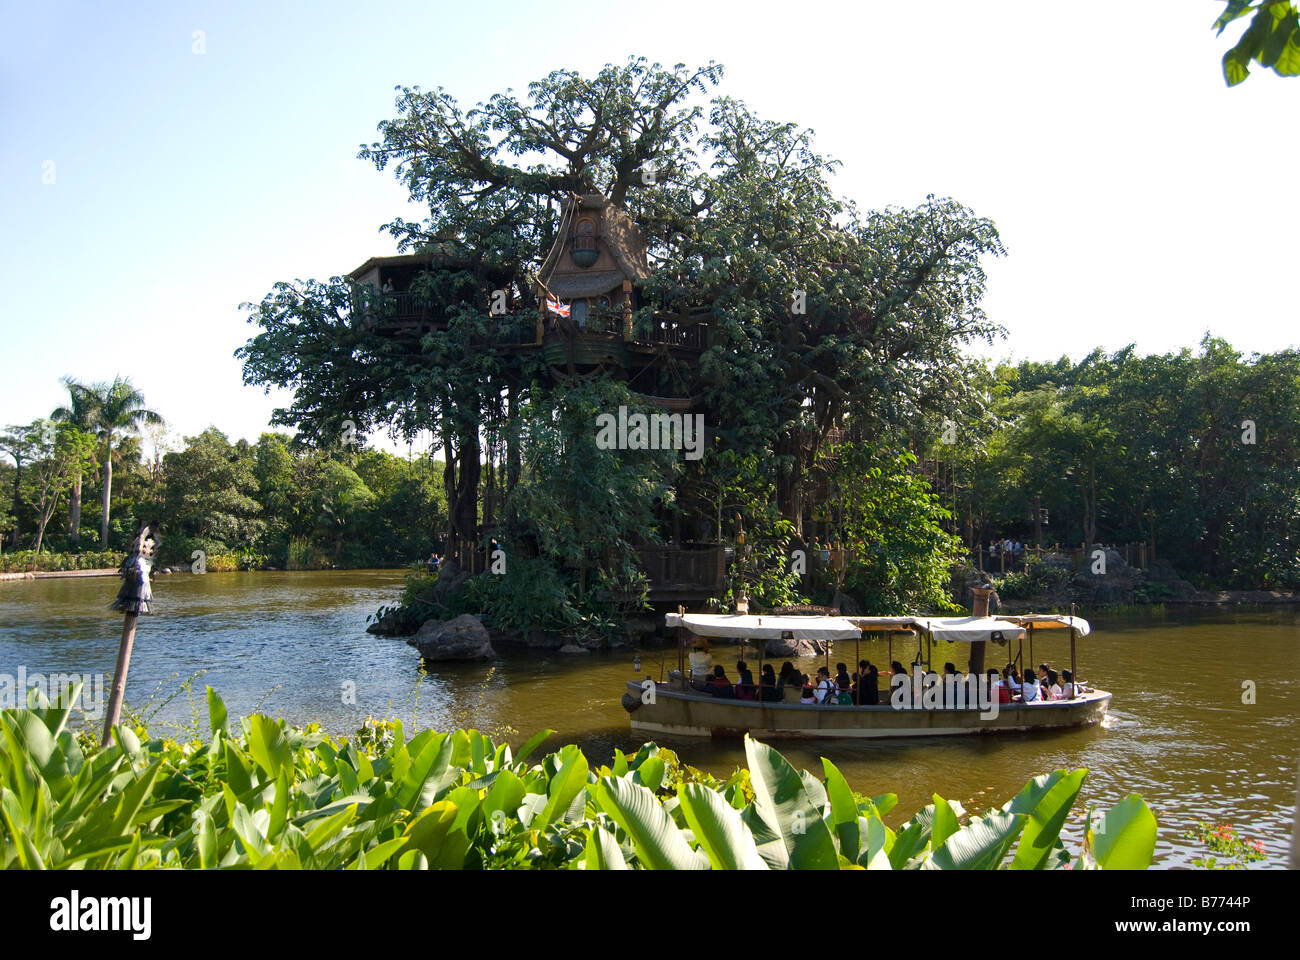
[[831, 589, 862, 616], [408, 614, 495, 661], [765, 635, 826, 658], [366, 610, 403, 636], [558, 643, 589, 654]]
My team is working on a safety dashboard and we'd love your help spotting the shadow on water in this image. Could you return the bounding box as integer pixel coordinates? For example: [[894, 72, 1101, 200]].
[[1, 570, 1297, 867]]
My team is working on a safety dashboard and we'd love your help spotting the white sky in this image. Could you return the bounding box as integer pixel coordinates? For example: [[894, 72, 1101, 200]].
[[1, 1, 1295, 457]]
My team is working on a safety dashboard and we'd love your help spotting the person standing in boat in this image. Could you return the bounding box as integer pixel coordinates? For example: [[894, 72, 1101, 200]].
[[688, 640, 713, 688], [862, 661, 880, 705]]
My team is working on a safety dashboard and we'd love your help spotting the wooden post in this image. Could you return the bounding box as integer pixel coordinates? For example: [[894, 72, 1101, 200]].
[[101, 614, 137, 746], [102, 522, 157, 746], [1028, 624, 1034, 679], [969, 587, 991, 675], [1069, 603, 1078, 695]]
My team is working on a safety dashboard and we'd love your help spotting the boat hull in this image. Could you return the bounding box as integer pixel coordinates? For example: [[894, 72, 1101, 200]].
[[624, 681, 1111, 739]]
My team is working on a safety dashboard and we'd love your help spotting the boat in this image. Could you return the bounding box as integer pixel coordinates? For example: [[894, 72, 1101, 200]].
[[622, 606, 1111, 740]]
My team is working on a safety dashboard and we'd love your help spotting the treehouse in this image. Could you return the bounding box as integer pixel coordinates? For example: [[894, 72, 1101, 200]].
[[345, 197, 728, 604]]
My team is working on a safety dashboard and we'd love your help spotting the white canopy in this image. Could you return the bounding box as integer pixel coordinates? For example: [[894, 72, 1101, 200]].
[[914, 616, 1027, 644], [996, 614, 1091, 637], [665, 613, 862, 642]]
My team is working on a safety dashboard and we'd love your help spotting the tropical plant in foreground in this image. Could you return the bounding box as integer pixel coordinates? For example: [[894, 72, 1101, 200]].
[[0, 684, 1158, 869]]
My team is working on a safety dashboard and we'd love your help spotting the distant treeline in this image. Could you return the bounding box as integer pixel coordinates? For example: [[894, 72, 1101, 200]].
[[2, 381, 446, 569], [926, 337, 1300, 590]]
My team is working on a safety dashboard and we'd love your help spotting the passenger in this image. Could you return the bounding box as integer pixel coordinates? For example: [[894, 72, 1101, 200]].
[[852, 660, 869, 704], [1003, 664, 1022, 698], [834, 663, 854, 705], [1044, 668, 1063, 700], [705, 665, 735, 699], [989, 668, 1011, 704], [799, 678, 816, 705], [1060, 669, 1079, 700], [942, 662, 960, 706], [1021, 671, 1042, 702], [777, 661, 800, 689], [759, 664, 781, 702], [734, 660, 757, 700], [688, 640, 713, 688], [856, 661, 880, 706], [813, 667, 836, 704]]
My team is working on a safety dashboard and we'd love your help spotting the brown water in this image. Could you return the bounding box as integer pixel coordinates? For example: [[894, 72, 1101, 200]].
[[2, 569, 1297, 867]]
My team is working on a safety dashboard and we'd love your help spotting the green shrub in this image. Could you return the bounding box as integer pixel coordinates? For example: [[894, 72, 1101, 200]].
[[994, 559, 1072, 600], [0, 550, 123, 573], [0, 684, 1160, 870]]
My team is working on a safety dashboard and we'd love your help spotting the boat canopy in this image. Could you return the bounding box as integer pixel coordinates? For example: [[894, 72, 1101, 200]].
[[665, 613, 862, 641], [995, 614, 1091, 637]]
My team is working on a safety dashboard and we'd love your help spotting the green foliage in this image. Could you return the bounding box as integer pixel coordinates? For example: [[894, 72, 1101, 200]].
[[938, 338, 1300, 591], [824, 444, 965, 613], [993, 557, 1071, 600], [0, 689, 1159, 870], [1217, 2, 1300, 85], [0, 550, 122, 573]]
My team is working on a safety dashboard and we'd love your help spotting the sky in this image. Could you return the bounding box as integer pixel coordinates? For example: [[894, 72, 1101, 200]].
[[2, 0, 1296, 457]]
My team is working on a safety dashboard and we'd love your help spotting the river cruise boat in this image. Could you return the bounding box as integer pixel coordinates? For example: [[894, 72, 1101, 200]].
[[622, 611, 1111, 740]]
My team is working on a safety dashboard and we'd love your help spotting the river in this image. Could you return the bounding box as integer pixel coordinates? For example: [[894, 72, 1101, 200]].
[[2, 569, 1296, 868]]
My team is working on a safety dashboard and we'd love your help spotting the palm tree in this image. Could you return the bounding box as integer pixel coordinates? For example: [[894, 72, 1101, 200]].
[[51, 377, 100, 548], [88, 378, 163, 549]]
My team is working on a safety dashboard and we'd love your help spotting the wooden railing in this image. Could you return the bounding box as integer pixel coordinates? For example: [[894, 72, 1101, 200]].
[[634, 544, 727, 592]]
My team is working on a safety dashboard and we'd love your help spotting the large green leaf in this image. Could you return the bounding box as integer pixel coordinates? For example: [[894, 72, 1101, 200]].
[[677, 782, 767, 870], [743, 735, 838, 870], [245, 715, 291, 781], [596, 776, 706, 870], [923, 810, 1027, 870], [1009, 769, 1086, 870], [1091, 795, 1157, 870], [930, 793, 960, 850], [206, 686, 228, 735], [536, 745, 589, 829]]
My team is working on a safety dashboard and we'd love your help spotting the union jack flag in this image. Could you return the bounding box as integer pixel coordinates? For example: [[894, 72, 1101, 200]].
[[546, 297, 570, 318]]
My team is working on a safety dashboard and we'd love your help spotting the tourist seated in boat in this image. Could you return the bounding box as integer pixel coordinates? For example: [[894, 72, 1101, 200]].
[[704, 666, 735, 698], [1060, 669, 1079, 699], [799, 678, 816, 705], [1043, 668, 1063, 700], [734, 660, 757, 700], [834, 663, 854, 704], [813, 667, 837, 704], [1021, 671, 1042, 702], [1003, 664, 1023, 698], [758, 663, 781, 702], [942, 662, 960, 706], [854, 660, 880, 706], [777, 661, 800, 690], [990, 668, 1011, 704]]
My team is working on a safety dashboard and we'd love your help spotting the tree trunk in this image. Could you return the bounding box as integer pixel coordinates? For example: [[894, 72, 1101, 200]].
[[69, 472, 82, 547], [100, 438, 113, 548], [10, 459, 21, 548]]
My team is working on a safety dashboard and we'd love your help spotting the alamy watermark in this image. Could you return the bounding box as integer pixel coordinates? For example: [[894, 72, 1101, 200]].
[[889, 666, 999, 720], [0, 668, 106, 719], [595, 406, 705, 461]]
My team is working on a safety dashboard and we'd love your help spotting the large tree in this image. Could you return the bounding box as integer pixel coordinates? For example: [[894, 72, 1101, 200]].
[[238, 59, 1005, 610]]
